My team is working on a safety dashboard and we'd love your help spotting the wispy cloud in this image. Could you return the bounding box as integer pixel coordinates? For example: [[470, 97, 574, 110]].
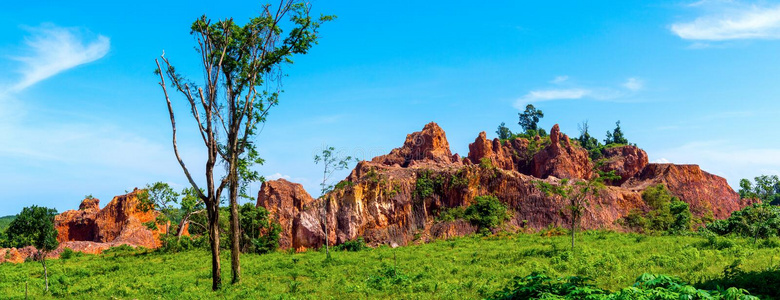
[[550, 75, 569, 84], [623, 77, 644, 91], [514, 76, 644, 109], [8, 24, 110, 93], [671, 2, 780, 41], [266, 173, 292, 181]]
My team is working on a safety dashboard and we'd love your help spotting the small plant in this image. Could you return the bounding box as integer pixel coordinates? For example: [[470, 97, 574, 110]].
[[59, 248, 76, 260], [334, 237, 368, 252], [436, 206, 467, 222]]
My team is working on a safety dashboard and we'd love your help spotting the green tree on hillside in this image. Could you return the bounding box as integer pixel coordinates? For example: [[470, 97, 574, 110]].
[[536, 170, 619, 251], [155, 1, 332, 288], [496, 122, 513, 140], [576, 120, 601, 151], [604, 120, 628, 145], [739, 175, 780, 204], [314, 146, 354, 259], [4, 206, 58, 291], [518, 104, 547, 137]]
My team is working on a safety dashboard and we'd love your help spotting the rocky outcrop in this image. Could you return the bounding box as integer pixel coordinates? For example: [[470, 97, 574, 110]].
[[531, 124, 592, 180], [53, 190, 165, 252], [2, 189, 168, 264], [257, 123, 747, 251], [372, 122, 457, 167], [600, 145, 649, 185], [256, 179, 321, 249], [624, 164, 744, 219]]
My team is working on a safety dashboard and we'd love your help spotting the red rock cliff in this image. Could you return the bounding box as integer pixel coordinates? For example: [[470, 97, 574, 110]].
[[257, 123, 748, 250]]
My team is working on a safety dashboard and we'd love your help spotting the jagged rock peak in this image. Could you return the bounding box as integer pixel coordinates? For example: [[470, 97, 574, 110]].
[[371, 122, 456, 167]]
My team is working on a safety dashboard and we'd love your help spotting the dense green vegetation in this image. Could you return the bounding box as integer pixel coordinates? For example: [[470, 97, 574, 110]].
[[706, 204, 780, 242], [620, 184, 693, 234], [436, 195, 511, 234], [1, 231, 778, 299], [0, 215, 15, 233], [739, 175, 780, 205]]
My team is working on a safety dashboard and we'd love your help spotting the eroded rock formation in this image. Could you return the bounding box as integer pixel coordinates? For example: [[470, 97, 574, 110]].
[[258, 122, 749, 251], [1, 189, 167, 263]]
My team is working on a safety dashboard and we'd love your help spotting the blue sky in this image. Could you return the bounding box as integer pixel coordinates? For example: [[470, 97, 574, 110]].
[[2, 0, 780, 215]]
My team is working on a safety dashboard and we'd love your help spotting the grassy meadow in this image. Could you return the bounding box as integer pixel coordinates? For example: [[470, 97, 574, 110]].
[[1, 231, 779, 299]]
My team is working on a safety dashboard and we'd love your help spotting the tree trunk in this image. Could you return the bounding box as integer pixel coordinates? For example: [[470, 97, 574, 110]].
[[176, 213, 190, 238], [571, 218, 576, 251], [41, 253, 49, 292], [324, 200, 330, 259], [208, 205, 222, 291], [228, 174, 241, 284]]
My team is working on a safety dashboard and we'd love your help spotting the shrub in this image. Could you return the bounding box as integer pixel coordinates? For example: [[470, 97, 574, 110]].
[[334, 237, 367, 252], [414, 170, 443, 200], [436, 206, 466, 222], [706, 204, 780, 240], [239, 203, 282, 254], [620, 184, 691, 234], [489, 272, 759, 299], [465, 196, 510, 233], [60, 248, 76, 260]]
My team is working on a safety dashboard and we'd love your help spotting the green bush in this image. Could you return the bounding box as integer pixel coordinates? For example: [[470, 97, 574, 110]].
[[465, 196, 510, 233], [436, 206, 466, 222], [60, 247, 76, 260], [239, 203, 282, 254], [706, 204, 780, 240], [620, 184, 691, 234], [334, 237, 368, 252], [489, 273, 759, 299], [414, 170, 444, 200]]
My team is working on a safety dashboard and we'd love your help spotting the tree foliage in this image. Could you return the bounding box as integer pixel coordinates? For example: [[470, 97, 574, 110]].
[[706, 204, 780, 242], [496, 122, 513, 140], [603, 120, 628, 145], [738, 175, 780, 205], [4, 206, 59, 291], [621, 184, 691, 234], [576, 120, 601, 152], [238, 203, 281, 254], [155, 1, 332, 288], [518, 104, 547, 137]]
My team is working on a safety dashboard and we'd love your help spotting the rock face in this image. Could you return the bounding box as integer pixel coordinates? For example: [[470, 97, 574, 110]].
[[2, 189, 168, 264], [600, 145, 649, 185], [256, 179, 322, 250], [54, 190, 165, 251], [531, 124, 592, 180], [624, 164, 743, 219], [372, 122, 457, 167], [256, 123, 747, 250]]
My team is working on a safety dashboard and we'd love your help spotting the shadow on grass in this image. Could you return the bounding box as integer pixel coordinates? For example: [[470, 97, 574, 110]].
[[696, 265, 780, 299]]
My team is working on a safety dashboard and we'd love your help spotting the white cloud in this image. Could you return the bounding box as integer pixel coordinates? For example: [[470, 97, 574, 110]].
[[514, 76, 644, 109], [550, 75, 569, 84], [266, 173, 291, 181], [8, 24, 110, 92], [623, 77, 644, 91], [671, 3, 780, 41], [653, 158, 671, 163]]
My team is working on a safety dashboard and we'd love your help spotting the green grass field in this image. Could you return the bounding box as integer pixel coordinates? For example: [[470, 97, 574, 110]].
[[1, 231, 778, 299]]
